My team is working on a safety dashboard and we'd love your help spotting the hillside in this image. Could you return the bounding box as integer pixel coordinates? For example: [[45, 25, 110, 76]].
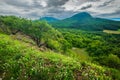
[[0, 31, 119, 80], [0, 16, 120, 80], [0, 16, 70, 52], [51, 12, 120, 31]]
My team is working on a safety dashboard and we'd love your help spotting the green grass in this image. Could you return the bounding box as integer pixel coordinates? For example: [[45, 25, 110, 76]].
[[0, 33, 119, 80], [0, 33, 80, 80], [65, 48, 91, 62]]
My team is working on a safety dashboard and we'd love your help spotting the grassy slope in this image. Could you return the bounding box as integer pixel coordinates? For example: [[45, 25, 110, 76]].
[[65, 48, 91, 62], [103, 30, 120, 34], [0, 33, 118, 80], [71, 48, 91, 62]]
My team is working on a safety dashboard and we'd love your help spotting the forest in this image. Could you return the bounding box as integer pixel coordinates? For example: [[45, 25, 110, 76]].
[[0, 16, 120, 80]]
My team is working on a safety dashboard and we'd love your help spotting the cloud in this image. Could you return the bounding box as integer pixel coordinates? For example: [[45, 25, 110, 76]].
[[0, 0, 120, 19], [98, 0, 114, 7], [46, 0, 69, 7], [97, 8, 120, 18], [80, 4, 92, 10]]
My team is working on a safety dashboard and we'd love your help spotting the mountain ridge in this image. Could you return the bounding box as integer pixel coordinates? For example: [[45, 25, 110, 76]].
[[39, 17, 59, 22], [50, 12, 120, 31], [109, 18, 120, 21]]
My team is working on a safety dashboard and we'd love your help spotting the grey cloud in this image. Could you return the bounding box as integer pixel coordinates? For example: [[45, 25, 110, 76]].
[[106, 9, 120, 16], [47, 7, 65, 13], [53, 11, 76, 19], [2, 0, 46, 9], [2, 0, 31, 8], [81, 4, 92, 10], [0, 0, 120, 19], [98, 0, 114, 7], [88, 0, 101, 2], [27, 12, 40, 18], [0, 10, 20, 15], [96, 9, 120, 18], [47, 0, 69, 7], [43, 10, 76, 19], [32, 0, 47, 8], [23, 9, 31, 12]]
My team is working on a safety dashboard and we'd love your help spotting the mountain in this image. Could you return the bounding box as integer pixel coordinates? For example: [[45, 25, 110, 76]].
[[109, 18, 120, 21], [39, 17, 59, 22], [68, 12, 92, 20], [51, 12, 120, 31]]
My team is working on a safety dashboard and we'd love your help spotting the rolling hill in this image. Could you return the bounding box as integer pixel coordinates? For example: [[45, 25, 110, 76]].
[[50, 12, 120, 31]]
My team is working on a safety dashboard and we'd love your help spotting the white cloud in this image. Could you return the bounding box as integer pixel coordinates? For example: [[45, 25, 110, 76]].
[[40, 1, 47, 7]]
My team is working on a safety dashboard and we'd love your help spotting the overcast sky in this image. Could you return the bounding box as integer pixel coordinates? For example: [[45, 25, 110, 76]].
[[0, 0, 120, 19]]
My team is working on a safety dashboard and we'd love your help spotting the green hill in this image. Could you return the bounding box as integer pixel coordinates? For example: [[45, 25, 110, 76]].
[[0, 32, 119, 80], [51, 12, 120, 31], [0, 16, 120, 80], [0, 16, 70, 52]]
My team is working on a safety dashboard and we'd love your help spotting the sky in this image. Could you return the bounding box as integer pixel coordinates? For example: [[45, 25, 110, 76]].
[[0, 0, 120, 19]]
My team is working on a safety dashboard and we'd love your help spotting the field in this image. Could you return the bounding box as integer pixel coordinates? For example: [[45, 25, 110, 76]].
[[103, 30, 120, 34]]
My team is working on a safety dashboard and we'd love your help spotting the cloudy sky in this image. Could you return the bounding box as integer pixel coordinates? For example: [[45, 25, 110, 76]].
[[0, 0, 120, 19]]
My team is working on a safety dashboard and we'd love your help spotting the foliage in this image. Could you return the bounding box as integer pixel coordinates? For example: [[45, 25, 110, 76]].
[[0, 33, 116, 80], [58, 28, 120, 70], [0, 15, 120, 80], [95, 54, 120, 70], [0, 16, 70, 52]]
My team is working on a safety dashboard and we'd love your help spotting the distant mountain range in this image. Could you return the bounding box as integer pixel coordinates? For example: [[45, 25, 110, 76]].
[[39, 12, 120, 31], [108, 18, 120, 21], [39, 17, 59, 22]]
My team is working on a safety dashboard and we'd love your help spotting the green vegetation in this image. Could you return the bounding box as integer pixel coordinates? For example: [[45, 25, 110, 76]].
[[0, 16, 120, 80], [58, 28, 120, 70], [1, 33, 117, 80], [0, 16, 70, 52]]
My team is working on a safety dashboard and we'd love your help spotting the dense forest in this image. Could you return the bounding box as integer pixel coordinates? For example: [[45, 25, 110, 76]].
[[0, 16, 120, 80]]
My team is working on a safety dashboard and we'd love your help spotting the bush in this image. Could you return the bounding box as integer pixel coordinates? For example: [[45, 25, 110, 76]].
[[95, 54, 120, 70]]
